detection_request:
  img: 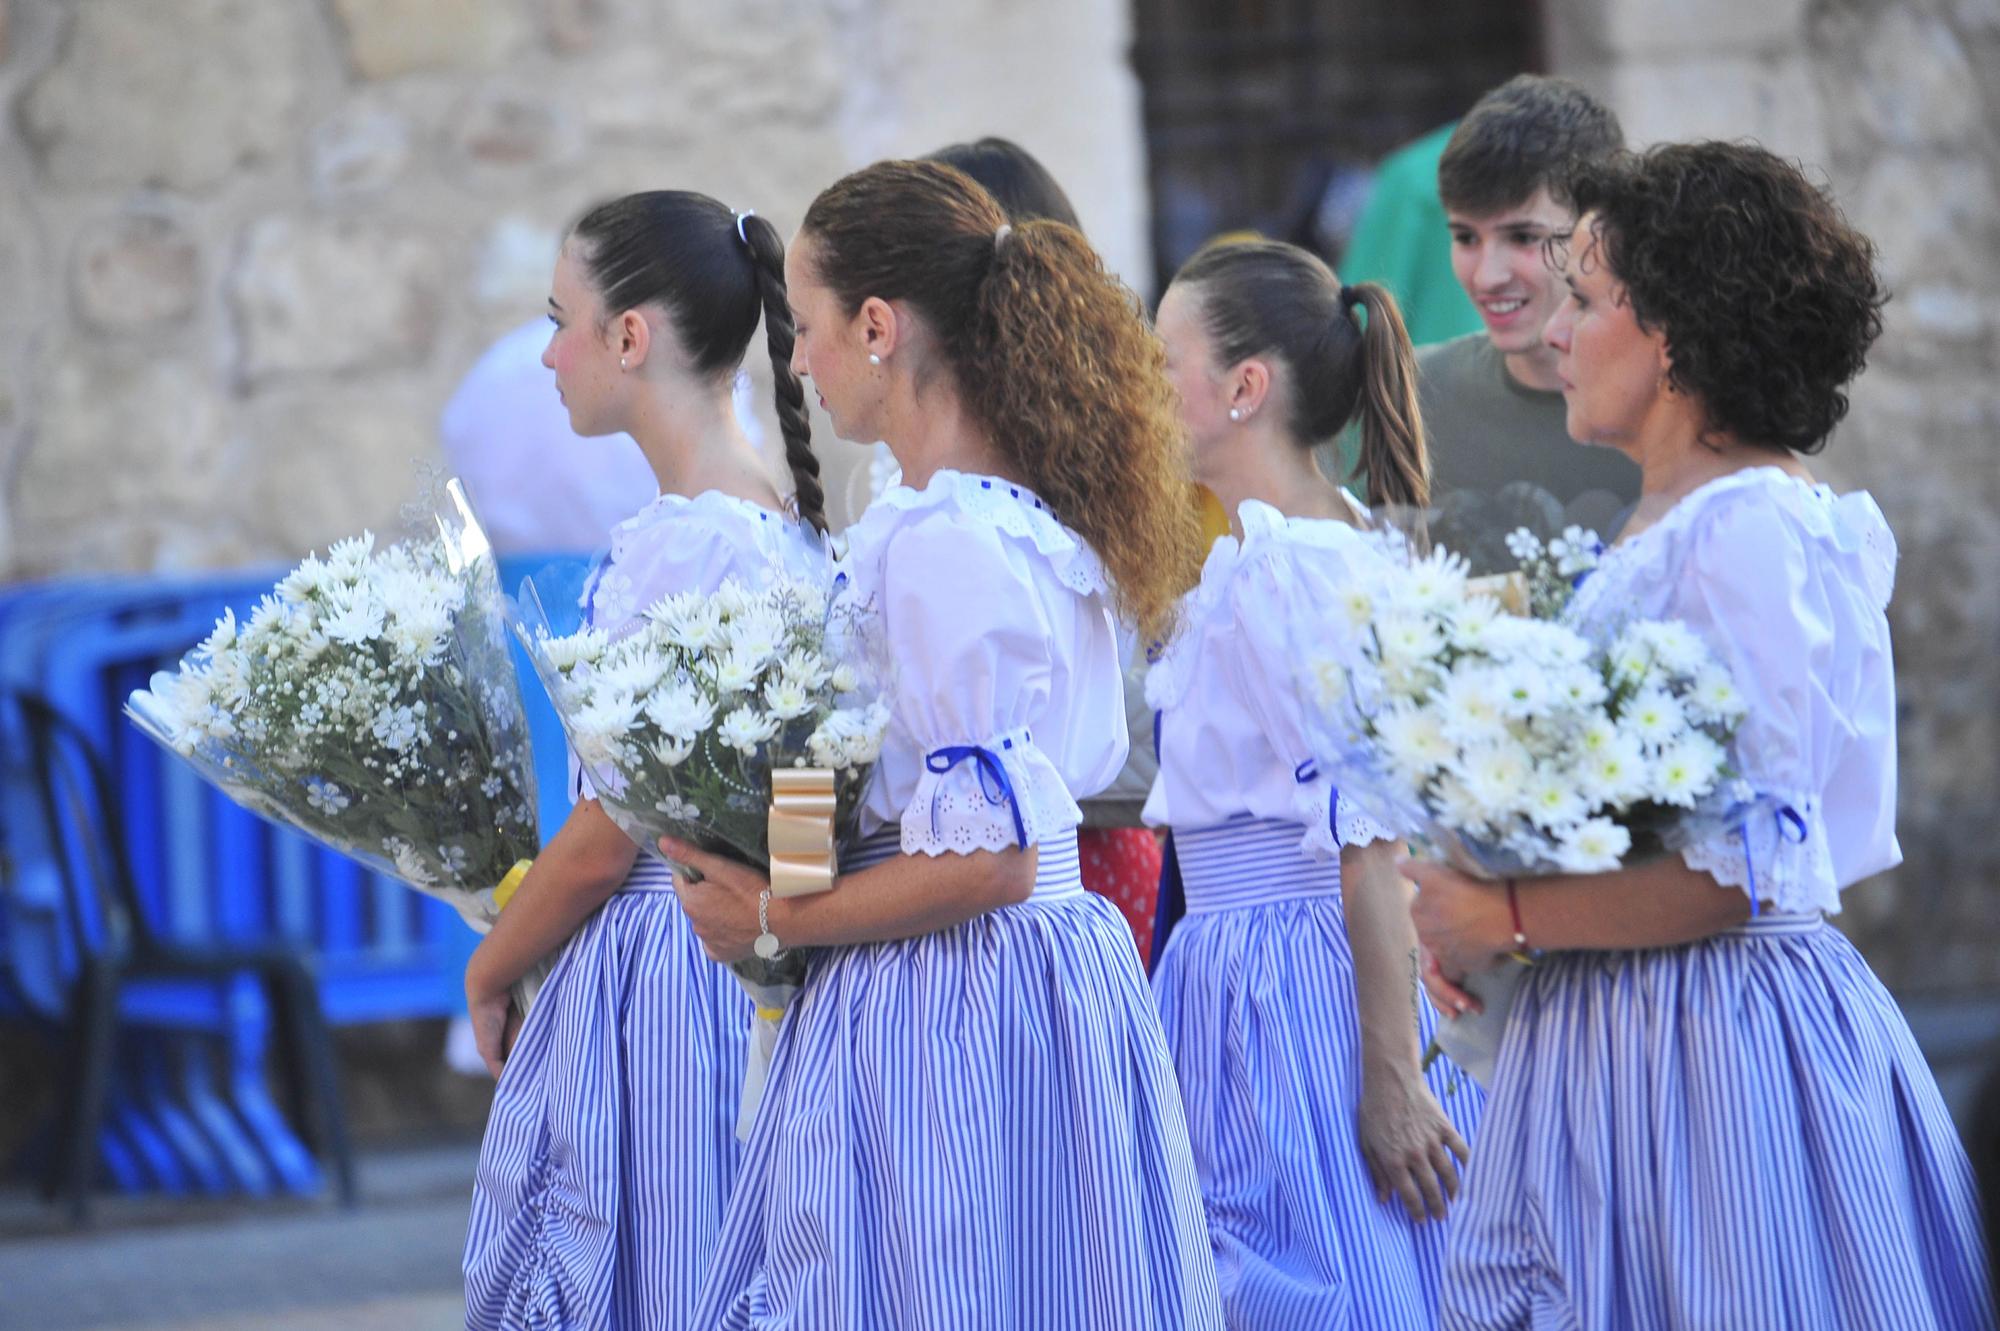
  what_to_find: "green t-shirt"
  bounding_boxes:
[1416,332,1640,569]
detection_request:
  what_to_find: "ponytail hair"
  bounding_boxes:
[568,191,823,532]
[801,159,1202,642]
[1344,283,1429,512]
[1171,240,1430,512]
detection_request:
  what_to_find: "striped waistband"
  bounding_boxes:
[1175,817,1338,915]
[618,855,678,894]
[843,826,1084,902]
[1725,909,1823,938]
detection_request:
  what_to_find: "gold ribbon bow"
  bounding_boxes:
[769,767,839,898]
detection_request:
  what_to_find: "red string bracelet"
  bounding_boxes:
[1505,876,1529,951]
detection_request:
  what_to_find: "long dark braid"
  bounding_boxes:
[738,212,825,534]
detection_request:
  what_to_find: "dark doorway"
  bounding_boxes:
[1131,0,1544,292]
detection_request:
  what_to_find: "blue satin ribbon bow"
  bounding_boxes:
[1294,759,1341,848]
[926,732,1031,849]
[1737,803,1808,918]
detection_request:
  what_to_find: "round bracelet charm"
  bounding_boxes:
[753,931,783,960]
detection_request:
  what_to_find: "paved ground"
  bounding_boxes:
[0,1139,476,1331]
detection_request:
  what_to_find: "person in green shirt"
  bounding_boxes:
[1419,76,1638,564]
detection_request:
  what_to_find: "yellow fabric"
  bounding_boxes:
[492,858,534,912]
[1197,485,1232,551]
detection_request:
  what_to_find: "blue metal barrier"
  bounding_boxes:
[0,554,582,1200]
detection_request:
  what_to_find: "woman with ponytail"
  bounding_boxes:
[1143,238,1479,1329]
[659,159,1222,1329]
[460,190,828,1331]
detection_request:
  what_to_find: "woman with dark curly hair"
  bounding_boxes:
[661,158,1224,1328]
[1404,141,1995,1329]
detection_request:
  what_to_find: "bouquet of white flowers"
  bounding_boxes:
[1303,531,1752,1084]
[125,480,547,1005]
[516,571,889,1133]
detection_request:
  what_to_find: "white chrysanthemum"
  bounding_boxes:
[648,735,696,768]
[1623,687,1687,750]
[326,532,377,580]
[1577,731,1648,807]
[717,705,779,755]
[304,778,349,816]
[763,676,814,720]
[1521,763,1591,831]
[1375,704,1452,779]
[1687,668,1748,727]
[1455,740,1535,821]
[1448,594,1501,650]
[1628,620,1708,679]
[570,692,642,766]
[1429,773,1493,835]
[319,588,385,646]
[1650,732,1725,808]
[712,579,755,619]
[1550,667,1610,711]
[828,663,861,694]
[1338,585,1375,632]
[540,628,609,672]
[780,648,831,690]
[198,607,240,659]
[1490,664,1553,719]
[659,599,724,653]
[1437,669,1510,745]
[593,648,668,698]
[1555,817,1631,873]
[1608,630,1658,689]
[643,682,714,741]
[277,556,338,603]
[714,650,764,694]
[721,608,785,669]
[1399,546,1471,609]
[1374,611,1445,669]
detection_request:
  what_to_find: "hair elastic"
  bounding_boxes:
[734,208,756,246]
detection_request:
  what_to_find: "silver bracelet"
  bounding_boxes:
[753,887,783,959]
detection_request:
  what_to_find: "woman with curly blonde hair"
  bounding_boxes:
[663,158,1223,1328]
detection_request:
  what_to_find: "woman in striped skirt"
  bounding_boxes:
[1409,143,1996,1330]
[460,192,830,1330]
[662,159,1224,1330]
[1145,239,1481,1330]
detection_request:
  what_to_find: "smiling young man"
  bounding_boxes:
[1416,76,1638,520]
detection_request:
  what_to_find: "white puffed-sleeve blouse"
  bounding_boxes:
[1565,467,1901,915]
[1143,498,1396,860]
[571,490,829,801]
[836,470,1129,855]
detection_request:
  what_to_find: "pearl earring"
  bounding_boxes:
[620,357,628,370]
[868,353,882,366]
[1228,407,1242,422]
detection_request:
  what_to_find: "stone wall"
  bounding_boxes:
[1551,0,2000,994]
[0,0,1151,571]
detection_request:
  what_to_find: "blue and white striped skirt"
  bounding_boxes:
[1441,912,1996,1330]
[1153,816,1484,1331]
[464,856,753,1331]
[690,826,1225,1330]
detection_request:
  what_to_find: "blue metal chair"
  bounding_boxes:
[11,690,356,1223]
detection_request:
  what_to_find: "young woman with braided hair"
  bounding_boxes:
[663,159,1225,1328]
[460,190,829,1331]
